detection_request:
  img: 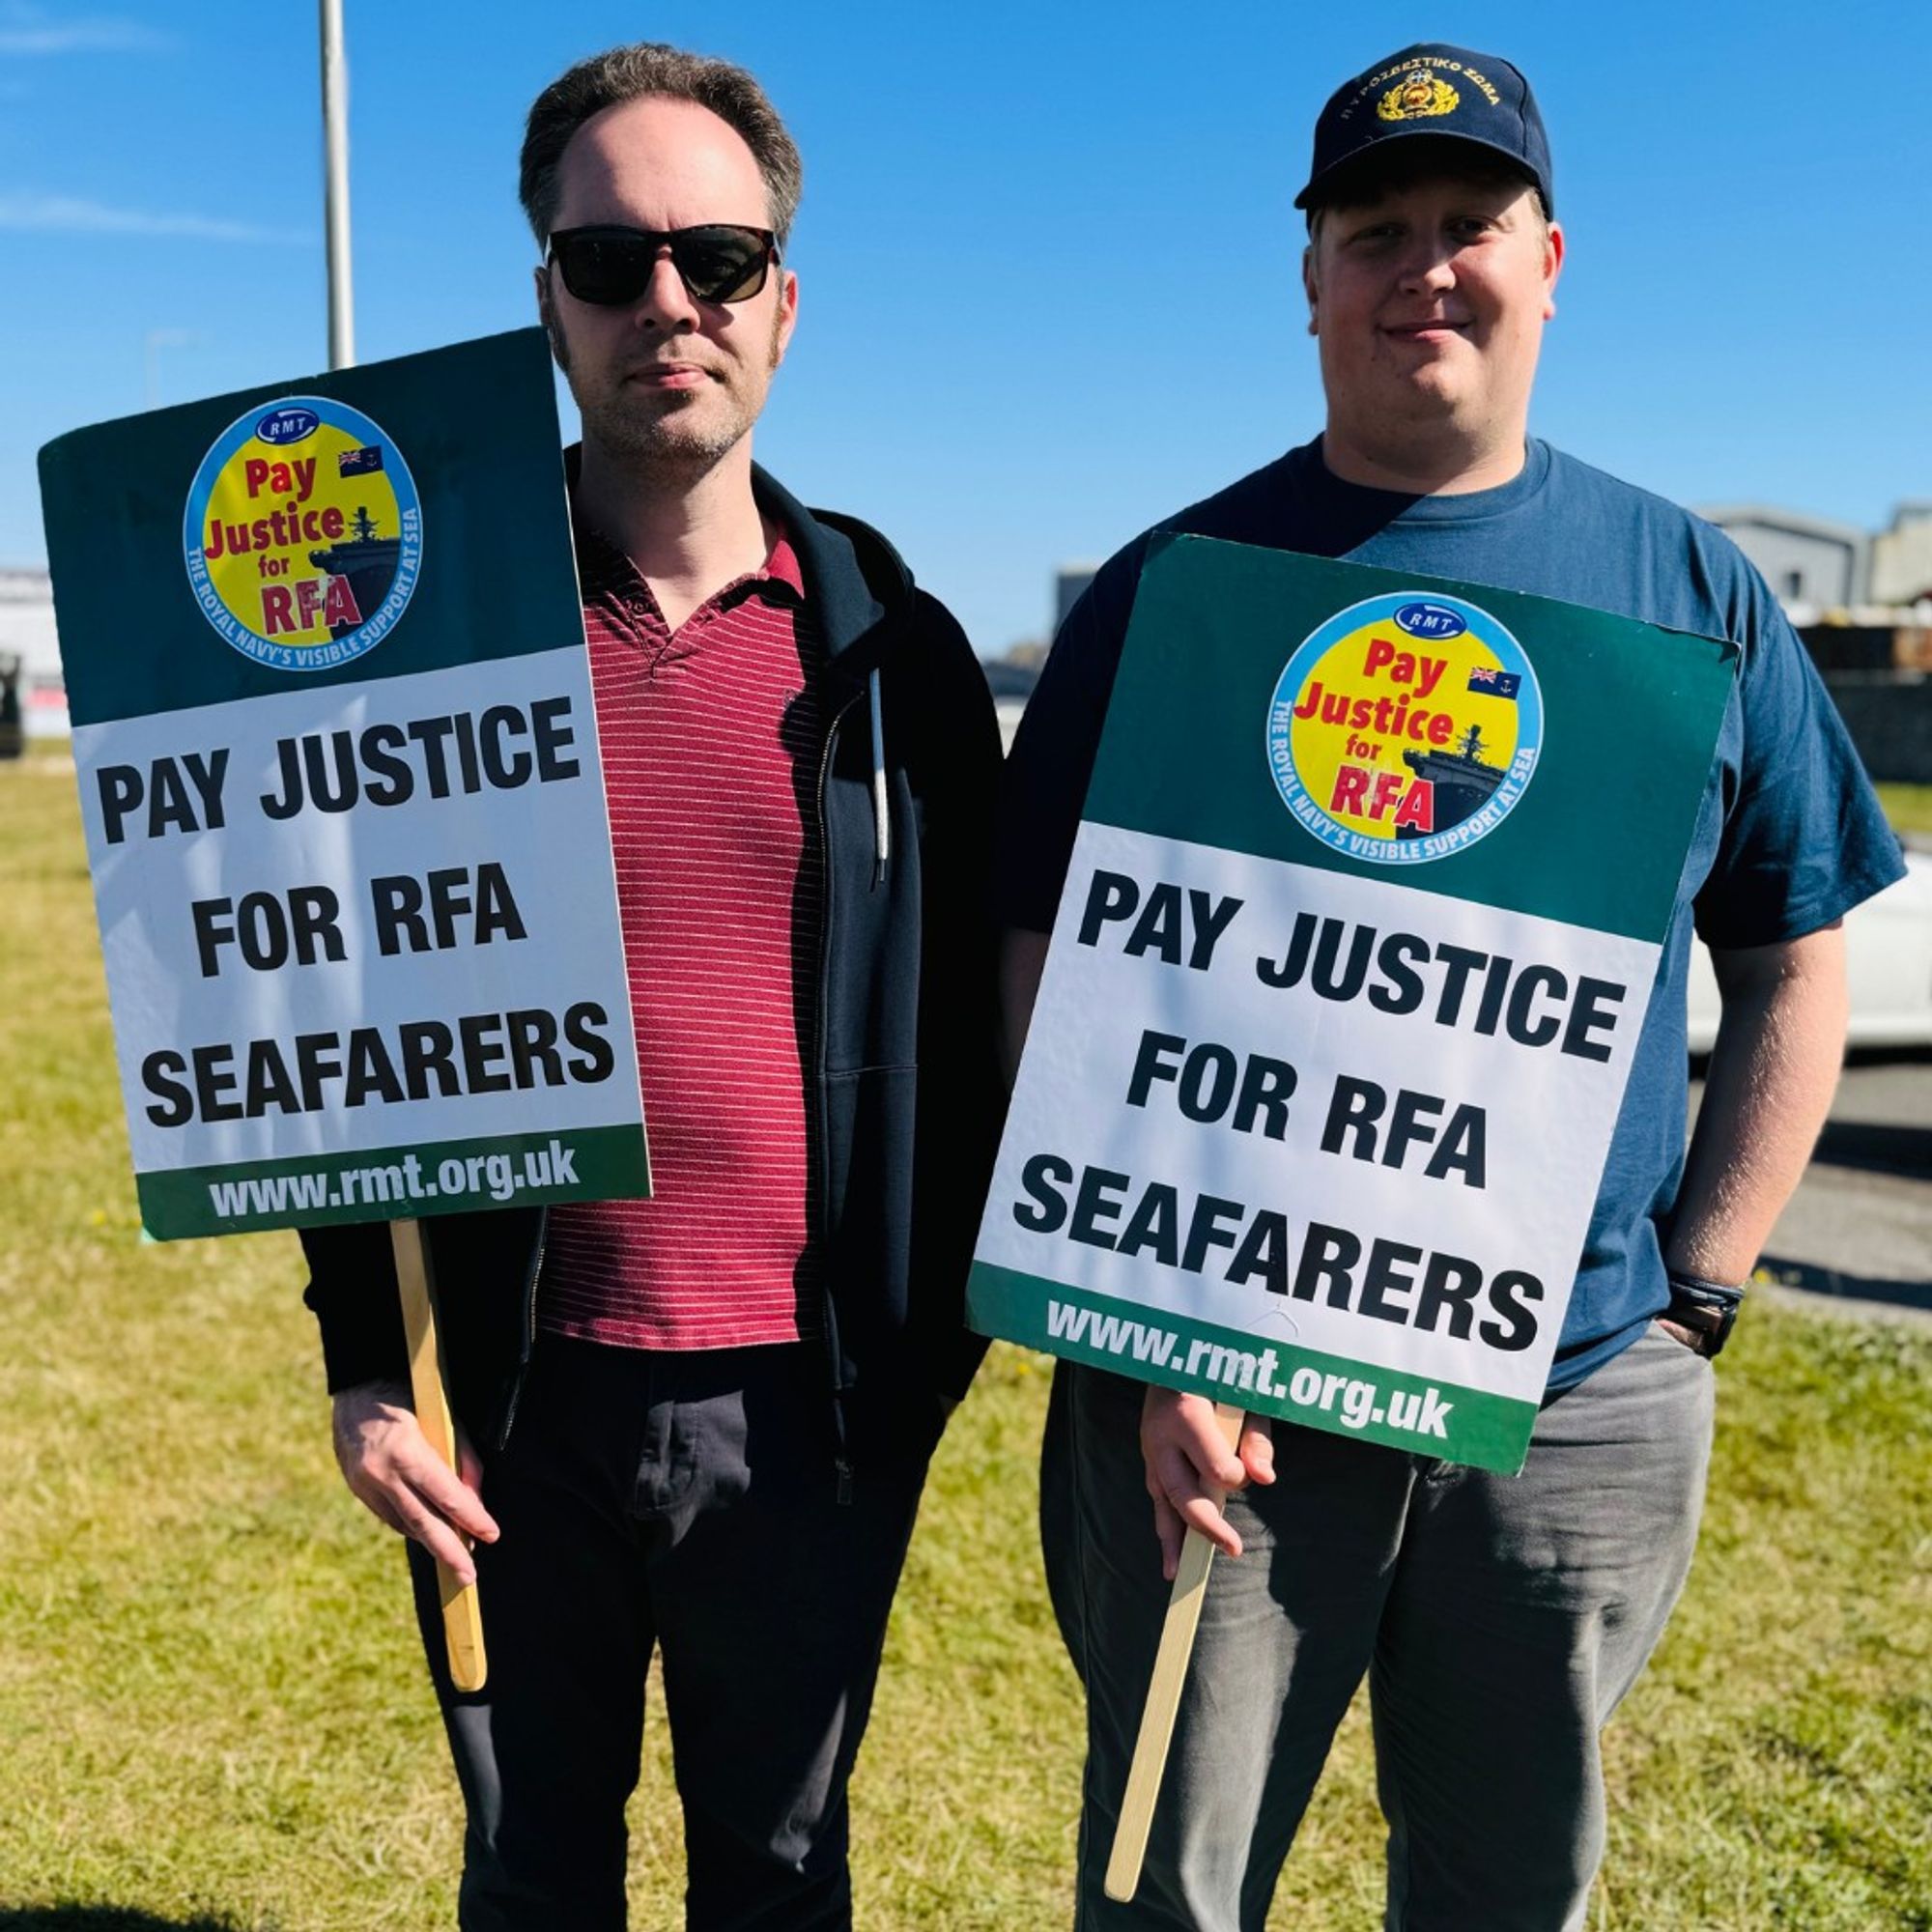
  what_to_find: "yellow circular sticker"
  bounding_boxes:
[183,397,421,672]
[1265,593,1542,864]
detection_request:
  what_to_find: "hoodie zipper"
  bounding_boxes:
[497,1204,549,1451]
[816,684,865,1504]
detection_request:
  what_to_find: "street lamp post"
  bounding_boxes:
[319,0,355,371]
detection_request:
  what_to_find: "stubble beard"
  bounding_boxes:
[551,305,785,484]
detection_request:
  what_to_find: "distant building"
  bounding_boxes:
[1690,503,1932,785]
[1055,564,1098,633]
[1696,505,1868,609]
[978,566,1099,753]
[1871,502,1932,608]
[0,569,66,737]
[981,654,1041,755]
[1699,497,1932,622]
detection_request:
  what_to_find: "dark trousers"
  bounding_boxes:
[409,1335,929,1931]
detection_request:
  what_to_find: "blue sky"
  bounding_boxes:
[4,0,1929,655]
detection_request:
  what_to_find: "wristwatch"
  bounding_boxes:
[1662,1270,1747,1358]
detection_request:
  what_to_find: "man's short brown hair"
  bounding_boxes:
[519,43,804,249]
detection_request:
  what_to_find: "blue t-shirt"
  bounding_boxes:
[997,437,1904,1392]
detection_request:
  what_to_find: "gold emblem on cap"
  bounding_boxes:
[1378,70,1461,122]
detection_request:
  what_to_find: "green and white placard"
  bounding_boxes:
[970,534,1737,1473]
[40,328,650,1239]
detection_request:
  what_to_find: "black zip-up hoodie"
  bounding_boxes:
[298,464,1003,1469]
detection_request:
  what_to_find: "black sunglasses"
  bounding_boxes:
[547,224,780,307]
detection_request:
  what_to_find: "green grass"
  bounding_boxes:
[1876,784,1932,838]
[3,758,1929,1929]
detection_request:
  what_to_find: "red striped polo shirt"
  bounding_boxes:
[538,518,822,1350]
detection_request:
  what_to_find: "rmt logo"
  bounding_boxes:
[1394,601,1466,641]
[255,407,320,447]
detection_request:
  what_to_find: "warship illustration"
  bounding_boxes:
[1399,723,1506,838]
[308,505,400,638]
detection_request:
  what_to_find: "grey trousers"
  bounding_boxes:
[1042,1326,1715,1932]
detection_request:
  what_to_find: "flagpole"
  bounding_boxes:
[319,0,355,371]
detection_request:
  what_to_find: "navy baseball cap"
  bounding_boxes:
[1294,43,1553,214]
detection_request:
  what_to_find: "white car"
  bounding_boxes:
[1687,849,1932,1053]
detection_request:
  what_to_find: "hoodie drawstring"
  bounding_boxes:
[867,668,890,886]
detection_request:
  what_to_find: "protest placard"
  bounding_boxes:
[970,533,1736,1477]
[42,328,649,1690]
[40,328,649,1243]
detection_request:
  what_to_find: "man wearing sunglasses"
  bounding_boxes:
[998,41,1900,1931]
[298,41,1002,1930]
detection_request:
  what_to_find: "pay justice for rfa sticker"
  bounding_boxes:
[1266,589,1543,866]
[184,396,424,674]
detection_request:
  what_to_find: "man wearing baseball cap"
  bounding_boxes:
[998,42,1901,1930]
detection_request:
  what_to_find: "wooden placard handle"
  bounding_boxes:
[1103,1400,1245,1904]
[389,1217,488,1693]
